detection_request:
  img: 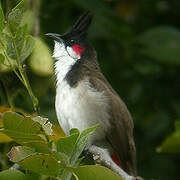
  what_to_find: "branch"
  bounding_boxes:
[88,145,143,180]
[10,163,20,170]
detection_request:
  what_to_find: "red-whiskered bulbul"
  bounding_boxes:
[46,12,137,178]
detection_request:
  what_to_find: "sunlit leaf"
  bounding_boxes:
[71,165,123,180]
[2,112,51,153]
[49,125,66,142]
[28,37,53,76]
[7,146,35,162]
[157,121,180,153]
[32,116,53,135]
[20,10,36,34]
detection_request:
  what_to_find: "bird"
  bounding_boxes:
[46,12,137,177]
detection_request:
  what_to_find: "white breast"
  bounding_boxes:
[55,80,110,143]
[54,40,110,143]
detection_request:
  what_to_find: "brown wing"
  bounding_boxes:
[89,70,137,176]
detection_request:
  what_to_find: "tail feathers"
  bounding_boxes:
[111,153,133,175]
[111,153,122,167]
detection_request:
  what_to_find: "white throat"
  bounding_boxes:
[53,41,80,86]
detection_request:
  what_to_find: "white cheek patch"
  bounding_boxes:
[66,46,80,60]
[53,41,66,59]
[53,41,78,86]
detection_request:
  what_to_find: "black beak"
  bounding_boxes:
[45,33,63,42]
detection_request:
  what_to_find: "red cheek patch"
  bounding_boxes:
[72,45,85,56]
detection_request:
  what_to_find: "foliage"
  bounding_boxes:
[157,121,180,153]
[0,0,180,180]
[0,111,120,180]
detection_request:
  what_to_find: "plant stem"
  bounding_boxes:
[11,35,39,112]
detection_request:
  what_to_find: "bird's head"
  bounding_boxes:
[46,12,93,61]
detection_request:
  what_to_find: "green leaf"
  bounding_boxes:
[0,3,5,31]
[20,35,34,62]
[7,145,61,177]
[5,26,27,60]
[20,10,36,34]
[28,37,53,76]
[57,133,79,164]
[7,146,35,162]
[3,112,44,142]
[32,116,53,135]
[18,153,61,177]
[8,0,25,33]
[2,112,51,153]
[0,170,27,180]
[5,26,34,62]
[7,146,61,177]
[5,34,16,60]
[137,26,180,65]
[70,128,80,135]
[56,125,98,167]
[71,165,123,180]
[15,25,27,55]
[157,121,180,153]
[0,53,5,64]
[70,125,99,165]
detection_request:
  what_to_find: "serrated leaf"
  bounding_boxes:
[2,112,51,153]
[0,53,5,64]
[0,3,5,31]
[71,165,123,180]
[7,146,35,162]
[137,26,180,65]
[2,112,44,142]
[18,153,61,177]
[70,125,99,165]
[32,116,53,135]
[8,0,25,34]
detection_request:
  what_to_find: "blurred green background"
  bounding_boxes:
[1,0,180,179]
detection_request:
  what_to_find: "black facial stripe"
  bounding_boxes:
[64,57,89,87]
[64,59,83,87]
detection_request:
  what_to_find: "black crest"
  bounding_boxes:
[60,12,93,40]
